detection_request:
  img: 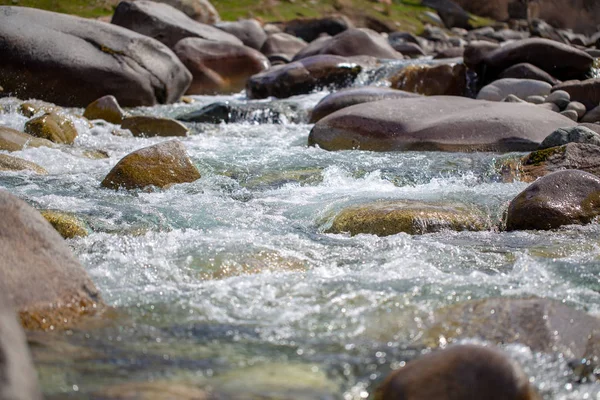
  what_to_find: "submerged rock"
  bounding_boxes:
[0,292,43,400]
[121,116,189,137]
[24,112,78,144]
[309,96,577,152]
[83,95,128,124]
[0,190,103,330]
[327,200,488,236]
[178,101,307,124]
[0,126,54,152]
[520,143,600,181]
[0,6,192,107]
[310,86,420,123]
[0,154,47,174]
[390,64,467,96]
[246,55,361,100]
[375,345,538,400]
[40,210,88,239]
[101,140,200,190]
[505,170,600,231]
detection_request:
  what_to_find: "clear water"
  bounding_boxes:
[2,79,600,399]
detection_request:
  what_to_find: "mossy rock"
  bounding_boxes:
[0,126,55,152]
[18,100,61,118]
[101,140,201,190]
[24,112,78,144]
[39,210,88,239]
[0,154,47,174]
[121,116,189,137]
[327,200,489,236]
[390,63,467,96]
[83,95,128,124]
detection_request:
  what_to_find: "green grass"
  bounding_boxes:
[0,0,118,17]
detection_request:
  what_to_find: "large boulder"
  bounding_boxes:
[174,37,269,94]
[391,64,467,96]
[539,125,600,150]
[375,345,537,400]
[309,96,577,152]
[101,140,201,190]
[0,293,42,400]
[310,87,421,123]
[281,16,352,43]
[0,126,54,152]
[0,190,103,330]
[505,169,600,231]
[111,0,241,49]
[246,55,362,100]
[215,19,266,50]
[260,32,307,62]
[292,28,402,61]
[154,0,220,24]
[327,200,488,236]
[178,101,307,124]
[552,79,600,111]
[520,142,600,182]
[476,78,552,101]
[421,0,471,29]
[0,6,192,107]
[499,63,560,85]
[482,38,593,81]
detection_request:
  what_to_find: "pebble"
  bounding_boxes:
[545,90,571,109]
[560,109,579,121]
[566,101,587,118]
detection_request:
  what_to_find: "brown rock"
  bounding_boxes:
[463,40,499,70]
[260,32,307,61]
[40,210,88,239]
[101,140,200,190]
[0,154,47,174]
[215,19,266,50]
[520,143,600,182]
[24,112,78,144]
[174,37,269,95]
[390,64,467,96]
[121,116,189,137]
[499,63,560,85]
[83,95,127,124]
[0,126,54,152]
[0,190,103,330]
[554,79,600,111]
[18,100,61,118]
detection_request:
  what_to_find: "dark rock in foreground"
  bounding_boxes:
[506,170,600,231]
[0,6,191,107]
[309,96,577,152]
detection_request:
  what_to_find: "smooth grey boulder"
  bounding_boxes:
[0,6,192,107]
[539,126,600,149]
[545,90,571,109]
[111,0,241,49]
[154,0,220,24]
[310,86,421,123]
[561,110,579,121]
[309,96,577,152]
[506,170,600,231]
[215,19,266,50]
[260,32,307,61]
[0,292,42,400]
[499,63,560,85]
[566,101,587,118]
[583,105,600,123]
[477,79,552,102]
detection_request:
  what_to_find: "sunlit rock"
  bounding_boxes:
[0,154,47,174]
[0,126,54,152]
[121,116,189,137]
[83,95,128,124]
[40,210,88,239]
[390,64,467,96]
[24,112,78,144]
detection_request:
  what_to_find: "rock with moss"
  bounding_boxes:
[520,142,600,181]
[24,113,78,144]
[40,210,88,239]
[539,126,600,150]
[121,116,189,137]
[0,126,54,152]
[327,200,488,236]
[506,169,600,230]
[0,154,47,174]
[83,95,128,124]
[102,140,200,190]
[390,64,467,96]
[0,190,103,330]
[375,345,539,400]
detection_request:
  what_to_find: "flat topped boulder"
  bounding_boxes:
[0,191,103,330]
[0,6,192,107]
[111,0,241,49]
[309,96,577,152]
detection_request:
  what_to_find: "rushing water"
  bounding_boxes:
[2,68,600,399]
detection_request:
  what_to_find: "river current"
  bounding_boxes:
[2,65,600,399]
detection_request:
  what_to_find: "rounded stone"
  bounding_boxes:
[83,95,127,124]
[545,89,571,109]
[560,109,579,121]
[537,102,560,112]
[566,101,587,118]
[0,126,54,152]
[582,105,600,123]
[539,126,600,150]
[215,19,266,50]
[260,32,307,60]
[40,210,88,239]
[390,64,467,96]
[0,154,47,174]
[506,169,600,231]
[121,116,189,137]
[101,140,201,190]
[525,95,545,104]
[477,78,552,102]
[24,112,78,144]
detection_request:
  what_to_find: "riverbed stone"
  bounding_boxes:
[246,55,361,100]
[121,116,189,137]
[498,62,560,85]
[482,38,593,81]
[281,15,352,43]
[463,40,500,70]
[505,170,600,231]
[18,100,61,118]
[111,0,241,49]
[215,19,266,50]
[309,86,421,123]
[292,28,402,61]
[174,37,269,95]
[102,140,200,190]
[520,143,600,182]
[0,6,192,107]
[83,95,128,124]
[0,154,47,174]
[566,101,587,118]
[390,64,467,96]
[582,105,600,123]
[40,210,88,239]
[0,190,103,330]
[0,126,54,152]
[327,200,488,236]
[391,41,426,57]
[375,345,538,400]
[477,78,552,102]
[24,112,78,144]
[526,95,545,104]
[553,79,600,111]
[155,0,219,24]
[545,90,571,109]
[561,110,579,121]
[309,96,577,152]
[425,298,600,360]
[0,293,43,400]
[260,32,307,61]
[537,102,560,113]
[178,101,307,124]
[539,126,600,150]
